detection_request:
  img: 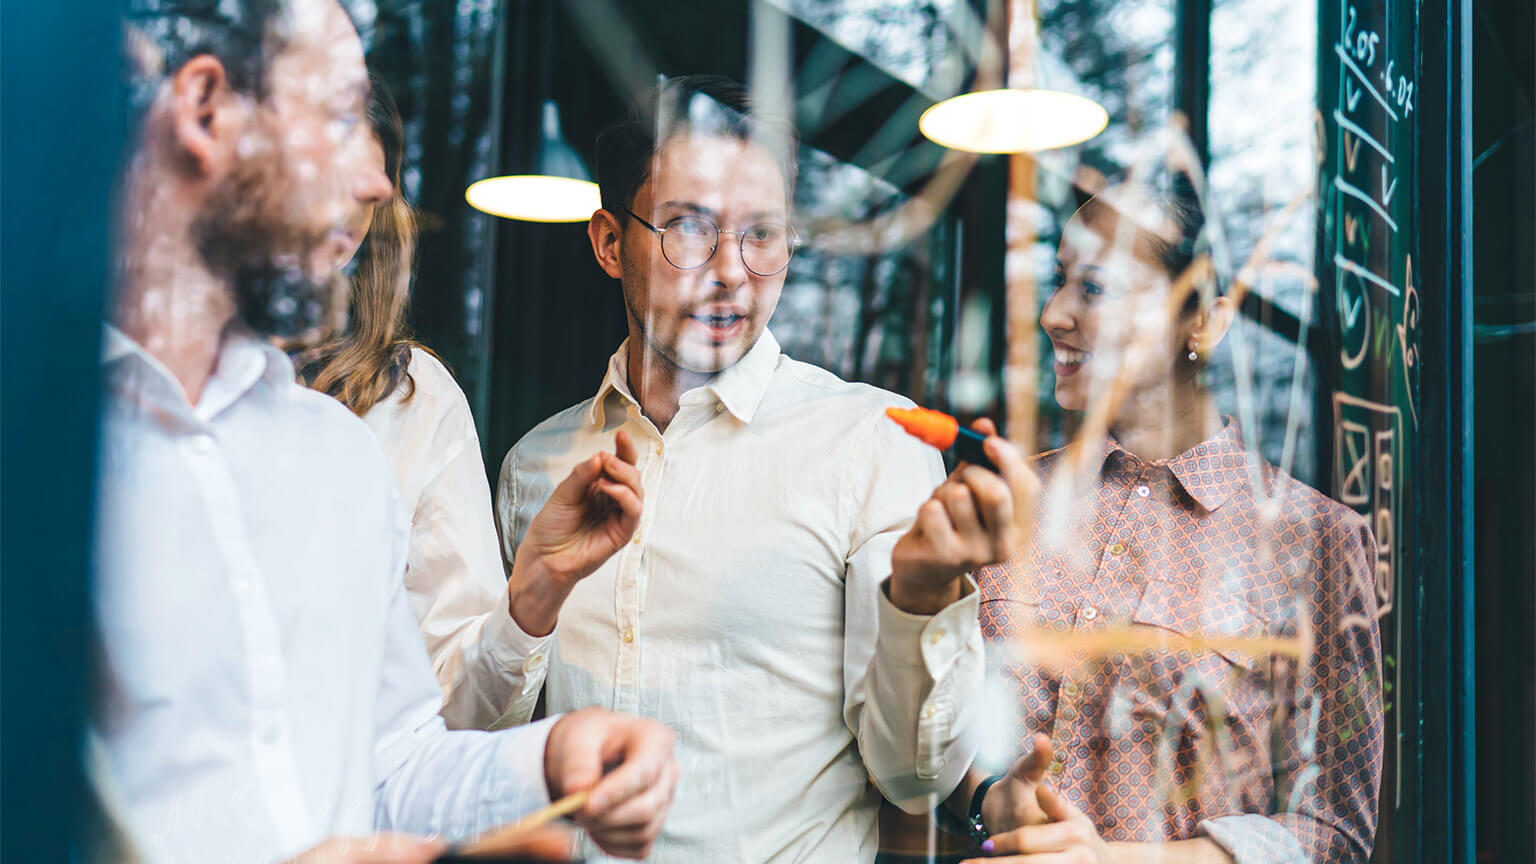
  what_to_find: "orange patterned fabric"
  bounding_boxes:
[974,422,1383,863]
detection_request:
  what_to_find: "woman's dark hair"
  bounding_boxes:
[294,76,444,417]
[1079,168,1220,312]
[1144,172,1216,311]
[594,74,800,214]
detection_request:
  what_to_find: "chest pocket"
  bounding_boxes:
[1127,578,1275,747]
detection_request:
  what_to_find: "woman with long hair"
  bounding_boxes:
[296,80,647,737]
[949,171,1384,863]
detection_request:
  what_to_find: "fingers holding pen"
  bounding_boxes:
[545,709,677,860]
[582,714,677,858]
[972,419,1040,542]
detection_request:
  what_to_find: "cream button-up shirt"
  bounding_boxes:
[495,331,983,863]
[93,328,553,863]
[361,348,531,730]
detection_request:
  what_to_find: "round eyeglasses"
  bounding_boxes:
[622,208,799,277]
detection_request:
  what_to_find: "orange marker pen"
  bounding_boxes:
[885,406,999,472]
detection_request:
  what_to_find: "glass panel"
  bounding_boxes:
[87,1,1440,861]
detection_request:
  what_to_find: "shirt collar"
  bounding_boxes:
[700,329,779,423]
[586,330,782,428]
[1089,419,1250,512]
[103,323,295,423]
[587,341,642,428]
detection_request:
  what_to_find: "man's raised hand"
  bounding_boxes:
[508,432,644,635]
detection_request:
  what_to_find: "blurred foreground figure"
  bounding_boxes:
[492,76,1038,862]
[94,2,675,861]
[959,174,1383,863]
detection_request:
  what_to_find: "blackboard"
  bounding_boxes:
[1315,0,1421,860]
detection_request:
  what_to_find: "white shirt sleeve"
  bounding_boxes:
[477,442,554,727]
[372,506,557,839]
[841,404,984,814]
[382,357,550,731]
[409,421,550,730]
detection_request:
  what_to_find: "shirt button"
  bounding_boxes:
[921,704,934,719]
[1063,682,1080,698]
[1082,605,1099,621]
[1136,485,1150,498]
[927,627,946,645]
[622,629,635,643]
[631,531,643,545]
[1108,542,1126,556]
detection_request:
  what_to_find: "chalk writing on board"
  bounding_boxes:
[1327,0,1416,818]
[1396,264,1420,426]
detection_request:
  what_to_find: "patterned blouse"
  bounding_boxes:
[974,422,1383,863]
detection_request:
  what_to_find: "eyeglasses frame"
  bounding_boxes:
[620,207,800,277]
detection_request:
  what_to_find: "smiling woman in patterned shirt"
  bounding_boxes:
[953,174,1384,864]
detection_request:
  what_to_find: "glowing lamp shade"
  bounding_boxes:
[918,89,1108,154]
[465,175,601,223]
[466,101,600,223]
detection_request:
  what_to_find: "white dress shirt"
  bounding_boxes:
[93,327,553,864]
[494,331,983,863]
[361,348,528,730]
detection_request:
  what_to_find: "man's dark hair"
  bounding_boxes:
[123,0,290,123]
[594,75,799,214]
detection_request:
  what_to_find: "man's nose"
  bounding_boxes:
[355,167,392,205]
[708,231,750,285]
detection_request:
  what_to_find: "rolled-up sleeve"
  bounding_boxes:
[841,403,984,814]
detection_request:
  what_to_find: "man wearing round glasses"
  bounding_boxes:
[492,76,1037,863]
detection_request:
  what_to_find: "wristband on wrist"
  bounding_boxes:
[965,772,1007,844]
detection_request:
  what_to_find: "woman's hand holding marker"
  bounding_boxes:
[889,414,1040,615]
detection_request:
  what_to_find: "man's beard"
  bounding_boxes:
[191,136,346,341]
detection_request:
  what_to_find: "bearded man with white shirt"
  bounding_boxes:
[494,76,1039,862]
[95,3,676,861]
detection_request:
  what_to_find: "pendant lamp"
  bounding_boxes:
[466,100,601,223]
[918,1,1107,154]
[919,88,1107,154]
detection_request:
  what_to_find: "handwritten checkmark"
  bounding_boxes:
[1346,79,1363,111]
[1340,286,1364,329]
[1381,166,1398,205]
[1344,133,1362,171]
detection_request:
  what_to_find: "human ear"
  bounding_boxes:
[588,209,625,280]
[169,55,235,177]
[1189,294,1237,354]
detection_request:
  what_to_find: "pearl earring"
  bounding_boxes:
[1187,339,1199,362]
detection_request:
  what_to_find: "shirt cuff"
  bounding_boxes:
[878,575,983,782]
[491,715,559,813]
[876,574,981,680]
[483,605,556,689]
[1196,814,1308,864]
